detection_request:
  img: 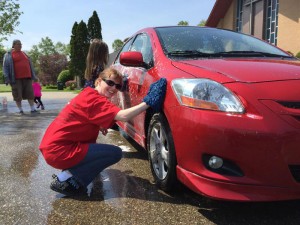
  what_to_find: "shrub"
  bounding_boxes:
[296,51,300,59]
[65,80,77,90]
[57,70,73,85]
[0,71,4,84]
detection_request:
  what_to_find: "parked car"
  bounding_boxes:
[110,26,300,202]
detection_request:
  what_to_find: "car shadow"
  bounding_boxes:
[52,168,202,207]
[197,197,300,225]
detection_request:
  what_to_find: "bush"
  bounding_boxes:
[296,51,300,59]
[0,70,4,84]
[57,70,73,85]
[65,80,77,90]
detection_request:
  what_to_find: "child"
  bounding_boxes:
[32,79,45,110]
[84,39,109,88]
[39,68,167,196]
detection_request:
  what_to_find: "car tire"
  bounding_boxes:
[147,113,178,192]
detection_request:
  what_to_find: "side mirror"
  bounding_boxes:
[120,51,146,68]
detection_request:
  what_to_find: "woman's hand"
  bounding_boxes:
[143,78,167,112]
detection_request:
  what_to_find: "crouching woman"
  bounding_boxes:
[39,68,166,196]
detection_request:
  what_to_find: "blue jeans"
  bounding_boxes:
[68,143,122,186]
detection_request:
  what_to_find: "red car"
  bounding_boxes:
[111,26,300,202]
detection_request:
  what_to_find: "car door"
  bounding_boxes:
[112,33,155,147]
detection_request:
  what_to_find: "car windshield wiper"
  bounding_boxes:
[215,51,293,58]
[167,50,213,58]
[167,50,293,59]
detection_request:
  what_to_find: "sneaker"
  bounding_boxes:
[50,174,86,196]
[19,110,24,115]
[41,106,45,110]
[31,109,38,113]
[36,103,40,108]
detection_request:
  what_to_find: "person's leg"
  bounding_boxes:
[34,97,40,108]
[28,99,37,112]
[11,80,23,113]
[50,144,122,196]
[68,143,122,186]
[28,99,34,106]
[37,97,44,109]
[22,79,36,112]
[16,101,23,113]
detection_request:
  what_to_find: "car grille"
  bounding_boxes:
[277,101,300,110]
[267,100,300,126]
[289,165,300,182]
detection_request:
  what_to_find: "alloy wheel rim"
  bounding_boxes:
[149,122,169,180]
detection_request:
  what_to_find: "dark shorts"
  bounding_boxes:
[11,78,34,102]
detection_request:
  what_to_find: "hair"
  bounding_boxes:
[84,39,109,80]
[95,68,123,86]
[12,39,21,48]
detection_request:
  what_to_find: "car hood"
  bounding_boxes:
[171,58,300,83]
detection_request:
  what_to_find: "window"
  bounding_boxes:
[130,33,153,66]
[114,38,133,64]
[235,0,278,45]
[265,0,279,45]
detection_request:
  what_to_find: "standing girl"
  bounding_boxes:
[84,39,109,88]
[32,79,45,110]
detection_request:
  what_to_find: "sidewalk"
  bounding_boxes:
[0,91,77,100]
[0,91,78,113]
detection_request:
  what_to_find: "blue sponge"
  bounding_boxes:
[143,78,167,112]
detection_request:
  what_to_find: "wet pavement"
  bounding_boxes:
[1,92,300,225]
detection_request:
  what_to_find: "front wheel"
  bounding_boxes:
[147,113,178,192]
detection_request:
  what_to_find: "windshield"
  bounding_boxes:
[155,27,290,59]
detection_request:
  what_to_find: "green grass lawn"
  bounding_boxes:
[0,84,80,93]
[0,84,11,92]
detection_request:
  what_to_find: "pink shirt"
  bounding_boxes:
[32,82,42,97]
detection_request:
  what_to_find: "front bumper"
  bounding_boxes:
[166,101,300,201]
[177,166,300,201]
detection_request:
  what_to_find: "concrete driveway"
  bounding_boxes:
[1,91,300,225]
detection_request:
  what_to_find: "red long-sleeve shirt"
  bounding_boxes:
[39,87,121,169]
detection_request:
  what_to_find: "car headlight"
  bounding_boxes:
[171,78,244,113]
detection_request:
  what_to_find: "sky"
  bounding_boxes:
[2,0,216,53]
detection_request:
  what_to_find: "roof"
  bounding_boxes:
[206,0,233,27]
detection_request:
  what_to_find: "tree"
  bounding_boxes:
[69,22,79,80]
[37,37,57,55]
[27,37,70,79]
[0,47,6,83]
[69,21,89,87]
[178,21,189,26]
[0,0,23,42]
[39,54,68,85]
[0,47,6,64]
[87,11,102,41]
[27,45,40,74]
[112,39,124,52]
[70,11,104,87]
[55,42,70,56]
[76,21,89,86]
[197,19,207,27]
